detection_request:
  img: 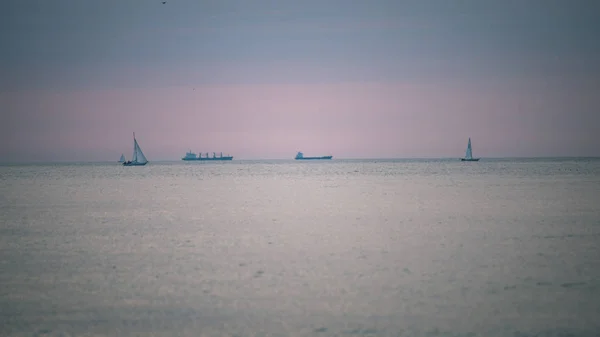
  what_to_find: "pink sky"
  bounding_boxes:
[3,74,598,161]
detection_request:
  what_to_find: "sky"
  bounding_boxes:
[1,0,599,161]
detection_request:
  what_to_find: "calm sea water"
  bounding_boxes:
[1,158,600,337]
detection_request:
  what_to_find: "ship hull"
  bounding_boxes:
[295,156,332,160]
[460,158,480,161]
[182,157,233,161]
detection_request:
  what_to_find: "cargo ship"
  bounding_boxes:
[294,151,332,160]
[182,151,233,161]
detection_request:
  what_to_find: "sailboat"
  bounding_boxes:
[123,132,148,166]
[118,154,125,163]
[461,137,480,161]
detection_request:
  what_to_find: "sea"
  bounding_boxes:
[1,158,599,337]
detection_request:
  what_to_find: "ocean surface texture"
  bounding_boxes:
[1,158,599,337]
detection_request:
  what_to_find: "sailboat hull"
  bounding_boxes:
[461,158,480,161]
[123,162,147,166]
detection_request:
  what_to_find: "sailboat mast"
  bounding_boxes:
[132,132,137,162]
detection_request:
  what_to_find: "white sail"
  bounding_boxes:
[132,138,148,164]
[123,132,148,166]
[119,154,125,162]
[465,138,473,160]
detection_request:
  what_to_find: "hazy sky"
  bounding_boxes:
[1,0,599,161]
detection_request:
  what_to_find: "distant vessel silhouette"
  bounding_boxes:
[118,154,125,163]
[294,151,332,160]
[461,137,480,161]
[182,151,233,161]
[122,133,148,166]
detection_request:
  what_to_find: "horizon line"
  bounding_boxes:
[2,156,600,165]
